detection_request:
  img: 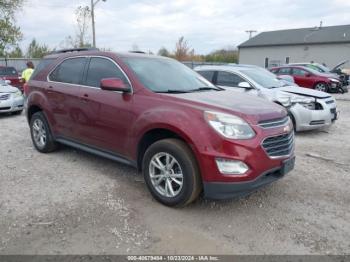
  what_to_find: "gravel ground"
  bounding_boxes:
[0,93,349,255]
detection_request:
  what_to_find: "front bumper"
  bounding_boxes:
[290,98,337,131]
[0,95,24,113]
[203,157,295,199]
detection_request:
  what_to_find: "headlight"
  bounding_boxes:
[291,95,316,110]
[204,111,255,139]
[13,91,22,98]
[276,95,292,107]
[329,78,340,83]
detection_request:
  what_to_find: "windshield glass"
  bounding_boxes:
[122,57,217,92]
[240,68,284,88]
[0,67,18,76]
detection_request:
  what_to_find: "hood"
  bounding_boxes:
[332,60,349,71]
[164,90,286,124]
[278,86,330,98]
[0,84,19,93]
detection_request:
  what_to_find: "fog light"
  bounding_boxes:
[215,158,249,175]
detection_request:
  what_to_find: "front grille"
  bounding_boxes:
[258,116,289,129]
[262,132,294,158]
[0,93,10,100]
[310,120,325,125]
[0,107,11,110]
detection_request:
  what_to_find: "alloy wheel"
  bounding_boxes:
[32,118,47,148]
[149,152,184,198]
[315,83,327,92]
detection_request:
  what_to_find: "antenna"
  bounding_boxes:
[246,30,257,39]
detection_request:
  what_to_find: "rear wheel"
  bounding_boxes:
[142,139,202,207]
[314,82,328,92]
[30,112,58,153]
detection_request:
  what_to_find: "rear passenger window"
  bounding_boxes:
[217,71,245,87]
[49,58,86,84]
[85,57,129,88]
[197,71,215,82]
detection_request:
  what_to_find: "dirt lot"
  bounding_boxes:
[0,93,349,255]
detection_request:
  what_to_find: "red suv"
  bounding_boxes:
[271,65,342,92]
[26,48,295,206]
[0,66,24,91]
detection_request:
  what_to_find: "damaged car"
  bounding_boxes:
[195,65,338,131]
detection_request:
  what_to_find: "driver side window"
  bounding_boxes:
[216,71,246,87]
[85,57,130,88]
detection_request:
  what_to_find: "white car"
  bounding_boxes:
[0,80,25,115]
[195,65,338,131]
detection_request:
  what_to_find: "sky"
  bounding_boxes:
[15,0,350,55]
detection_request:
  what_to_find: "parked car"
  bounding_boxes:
[270,65,343,93]
[195,65,338,132]
[0,79,25,115]
[26,48,295,206]
[0,66,24,92]
[288,61,349,89]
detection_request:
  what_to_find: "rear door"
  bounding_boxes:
[77,56,134,156]
[291,68,314,88]
[47,57,87,139]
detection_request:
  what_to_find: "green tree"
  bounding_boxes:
[0,0,24,56]
[157,47,170,57]
[205,48,238,63]
[26,39,50,58]
[8,45,23,57]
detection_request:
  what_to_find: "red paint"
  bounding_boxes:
[27,51,294,184]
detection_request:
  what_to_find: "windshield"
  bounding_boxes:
[122,57,217,92]
[240,68,284,88]
[0,67,18,76]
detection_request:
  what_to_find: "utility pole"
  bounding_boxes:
[245,30,257,39]
[91,0,107,47]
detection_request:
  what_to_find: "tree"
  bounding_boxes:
[0,0,24,56]
[75,5,91,48]
[8,45,23,58]
[157,47,170,57]
[174,36,193,61]
[26,39,50,58]
[205,47,238,63]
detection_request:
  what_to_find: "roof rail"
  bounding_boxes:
[49,47,100,55]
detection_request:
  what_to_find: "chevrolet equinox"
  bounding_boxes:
[26,48,295,207]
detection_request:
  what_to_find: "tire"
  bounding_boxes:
[30,111,58,153]
[314,82,328,92]
[142,138,202,207]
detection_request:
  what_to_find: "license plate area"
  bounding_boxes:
[281,157,295,175]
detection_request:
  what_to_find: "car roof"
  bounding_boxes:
[194,64,260,72]
[44,48,167,60]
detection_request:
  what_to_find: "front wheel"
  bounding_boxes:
[30,111,58,153]
[142,139,202,207]
[314,82,328,92]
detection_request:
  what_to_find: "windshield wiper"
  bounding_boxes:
[155,89,191,93]
[188,86,223,92]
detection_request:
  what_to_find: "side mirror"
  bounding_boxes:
[5,80,11,85]
[238,82,253,89]
[100,78,131,92]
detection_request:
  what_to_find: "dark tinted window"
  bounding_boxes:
[217,71,245,87]
[0,67,18,76]
[31,58,56,80]
[50,58,86,84]
[197,71,215,82]
[278,67,291,75]
[292,68,307,76]
[85,57,129,87]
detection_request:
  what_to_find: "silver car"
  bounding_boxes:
[0,80,25,114]
[195,65,338,131]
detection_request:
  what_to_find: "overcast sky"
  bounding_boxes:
[16,0,350,54]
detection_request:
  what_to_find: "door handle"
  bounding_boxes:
[81,94,89,103]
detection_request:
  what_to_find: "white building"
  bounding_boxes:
[238,24,350,68]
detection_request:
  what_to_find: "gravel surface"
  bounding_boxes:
[0,93,349,255]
